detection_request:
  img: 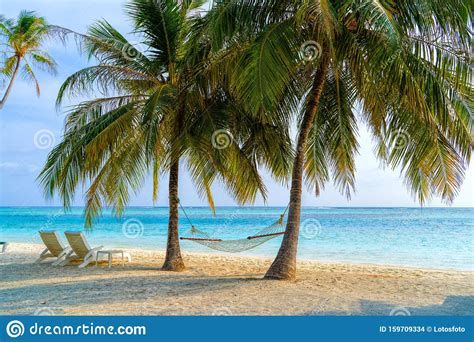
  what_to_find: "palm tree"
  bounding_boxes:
[0,10,57,110]
[203,0,472,280]
[39,0,292,271]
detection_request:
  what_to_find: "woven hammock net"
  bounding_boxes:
[180,215,286,253]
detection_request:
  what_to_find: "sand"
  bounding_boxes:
[0,243,472,316]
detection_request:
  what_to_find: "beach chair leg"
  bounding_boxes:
[124,253,131,263]
[52,258,64,266]
[78,255,94,269]
[58,251,76,266]
[35,256,46,263]
[78,257,90,268]
[95,252,102,267]
[35,248,51,263]
[78,248,103,269]
[52,248,71,266]
[59,257,71,266]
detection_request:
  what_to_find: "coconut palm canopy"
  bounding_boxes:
[38,0,293,270]
[0,10,57,110]
[195,0,472,279]
[37,0,472,279]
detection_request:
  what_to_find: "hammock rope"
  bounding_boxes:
[179,200,289,253]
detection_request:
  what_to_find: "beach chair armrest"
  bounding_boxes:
[64,250,75,258]
[57,246,72,259]
[92,246,103,253]
[84,246,103,260]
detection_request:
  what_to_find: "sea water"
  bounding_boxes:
[0,207,472,270]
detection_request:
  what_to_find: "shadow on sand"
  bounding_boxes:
[305,296,474,316]
[1,262,472,316]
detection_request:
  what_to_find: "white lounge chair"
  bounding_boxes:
[60,231,103,268]
[36,231,71,265]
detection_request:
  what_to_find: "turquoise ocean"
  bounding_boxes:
[0,207,472,271]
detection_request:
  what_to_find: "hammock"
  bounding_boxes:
[179,201,288,253]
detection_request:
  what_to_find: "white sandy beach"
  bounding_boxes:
[0,243,473,316]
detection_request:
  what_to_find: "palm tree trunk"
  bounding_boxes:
[162,97,186,271]
[0,57,20,111]
[264,54,330,281]
[162,159,186,271]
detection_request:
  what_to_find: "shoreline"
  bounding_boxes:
[2,207,471,271]
[4,239,472,273]
[1,243,473,316]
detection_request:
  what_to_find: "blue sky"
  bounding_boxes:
[0,0,472,208]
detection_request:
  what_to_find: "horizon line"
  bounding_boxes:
[0,206,472,209]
